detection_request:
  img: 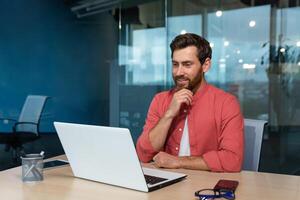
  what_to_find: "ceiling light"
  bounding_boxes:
[236,50,241,54]
[71,0,122,18]
[280,48,286,53]
[297,41,300,47]
[210,42,214,48]
[180,30,187,35]
[243,63,256,69]
[224,41,229,47]
[219,63,226,68]
[298,62,300,66]
[216,10,222,17]
[249,20,256,27]
[238,59,243,63]
[219,58,226,63]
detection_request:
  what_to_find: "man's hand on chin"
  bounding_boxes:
[153,152,181,169]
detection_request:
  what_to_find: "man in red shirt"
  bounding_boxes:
[136,33,244,172]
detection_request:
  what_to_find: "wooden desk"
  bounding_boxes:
[1,156,300,200]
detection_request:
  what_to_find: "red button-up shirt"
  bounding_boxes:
[136,83,244,172]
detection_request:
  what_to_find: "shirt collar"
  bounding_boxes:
[192,81,209,101]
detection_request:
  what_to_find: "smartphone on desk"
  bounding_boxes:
[44,159,69,170]
[214,179,239,192]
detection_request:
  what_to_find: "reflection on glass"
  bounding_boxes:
[207,5,270,120]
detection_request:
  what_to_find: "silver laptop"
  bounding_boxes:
[54,122,187,192]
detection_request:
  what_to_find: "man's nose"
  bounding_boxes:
[175,66,184,76]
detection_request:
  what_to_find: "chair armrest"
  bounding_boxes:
[13,122,39,132]
[13,122,38,126]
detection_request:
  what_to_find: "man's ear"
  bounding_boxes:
[202,58,211,73]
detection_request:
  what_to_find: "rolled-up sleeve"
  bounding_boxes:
[136,95,161,162]
[202,96,244,172]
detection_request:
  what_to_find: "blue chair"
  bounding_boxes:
[243,118,267,171]
[0,95,49,160]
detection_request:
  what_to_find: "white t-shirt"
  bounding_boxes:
[178,117,191,156]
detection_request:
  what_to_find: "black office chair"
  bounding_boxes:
[0,95,49,161]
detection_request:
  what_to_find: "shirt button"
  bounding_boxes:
[179,128,182,131]
[175,147,179,151]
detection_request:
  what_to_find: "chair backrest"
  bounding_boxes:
[243,118,267,171]
[17,95,49,134]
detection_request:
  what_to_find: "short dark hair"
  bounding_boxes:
[170,33,212,65]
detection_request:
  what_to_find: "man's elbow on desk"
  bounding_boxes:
[136,143,157,163]
[203,151,243,173]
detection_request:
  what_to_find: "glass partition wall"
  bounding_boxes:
[114,0,300,174]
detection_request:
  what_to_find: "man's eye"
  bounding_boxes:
[183,63,192,67]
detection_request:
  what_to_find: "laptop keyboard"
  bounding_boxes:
[144,174,167,185]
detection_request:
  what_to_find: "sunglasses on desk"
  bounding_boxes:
[195,189,235,200]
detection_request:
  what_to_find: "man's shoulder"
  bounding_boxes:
[207,84,237,101]
[150,90,173,109]
[154,90,172,99]
[206,84,242,114]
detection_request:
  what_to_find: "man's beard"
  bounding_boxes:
[173,73,203,93]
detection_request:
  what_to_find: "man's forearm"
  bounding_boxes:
[178,156,210,171]
[148,110,175,151]
[148,88,193,152]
